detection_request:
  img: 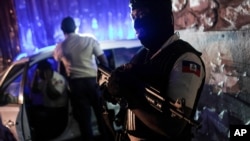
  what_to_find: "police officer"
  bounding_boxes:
[107,0,206,141]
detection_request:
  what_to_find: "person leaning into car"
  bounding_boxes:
[31,59,68,108]
[53,16,109,141]
[30,59,68,140]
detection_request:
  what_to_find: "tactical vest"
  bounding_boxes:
[127,39,206,140]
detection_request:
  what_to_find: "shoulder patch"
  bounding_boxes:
[182,60,201,77]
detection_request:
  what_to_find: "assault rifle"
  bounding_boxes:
[97,65,200,128]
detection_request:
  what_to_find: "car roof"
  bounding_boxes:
[15,39,141,62]
[14,45,55,61]
[100,39,141,50]
[1,39,142,90]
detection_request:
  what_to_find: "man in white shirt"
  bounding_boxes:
[54,16,109,141]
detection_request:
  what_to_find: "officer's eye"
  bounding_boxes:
[131,8,149,20]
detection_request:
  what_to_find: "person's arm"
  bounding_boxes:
[92,38,109,67]
[130,53,205,137]
[97,54,109,67]
[53,43,71,76]
[53,43,63,61]
[107,65,173,137]
[107,53,205,137]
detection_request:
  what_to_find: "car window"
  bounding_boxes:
[28,58,59,106]
[5,63,26,84]
[0,57,59,105]
[0,62,27,105]
[2,75,22,104]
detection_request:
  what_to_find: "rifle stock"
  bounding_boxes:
[97,65,200,128]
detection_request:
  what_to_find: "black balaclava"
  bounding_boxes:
[129,0,174,51]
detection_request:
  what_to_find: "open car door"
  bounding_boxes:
[16,60,32,141]
[0,59,31,141]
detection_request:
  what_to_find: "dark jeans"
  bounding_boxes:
[69,77,108,141]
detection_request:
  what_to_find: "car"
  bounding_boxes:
[0,39,142,141]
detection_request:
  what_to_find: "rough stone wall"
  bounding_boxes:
[172,1,250,141]
[173,0,250,31]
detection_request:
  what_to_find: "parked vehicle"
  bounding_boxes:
[0,39,141,141]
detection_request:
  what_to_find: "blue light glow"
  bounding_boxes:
[14,0,136,53]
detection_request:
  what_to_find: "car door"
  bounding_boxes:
[0,59,32,141]
[16,60,33,141]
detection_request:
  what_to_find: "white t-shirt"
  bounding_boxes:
[54,33,104,78]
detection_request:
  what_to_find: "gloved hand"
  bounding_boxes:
[107,63,146,109]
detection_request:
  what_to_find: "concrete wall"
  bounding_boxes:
[178,30,250,141]
[172,0,250,140]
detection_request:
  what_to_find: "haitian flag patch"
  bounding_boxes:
[182,60,201,77]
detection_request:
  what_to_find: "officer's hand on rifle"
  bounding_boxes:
[107,63,147,109]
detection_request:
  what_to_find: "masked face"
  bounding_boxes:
[131,8,151,42]
[131,7,164,49]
